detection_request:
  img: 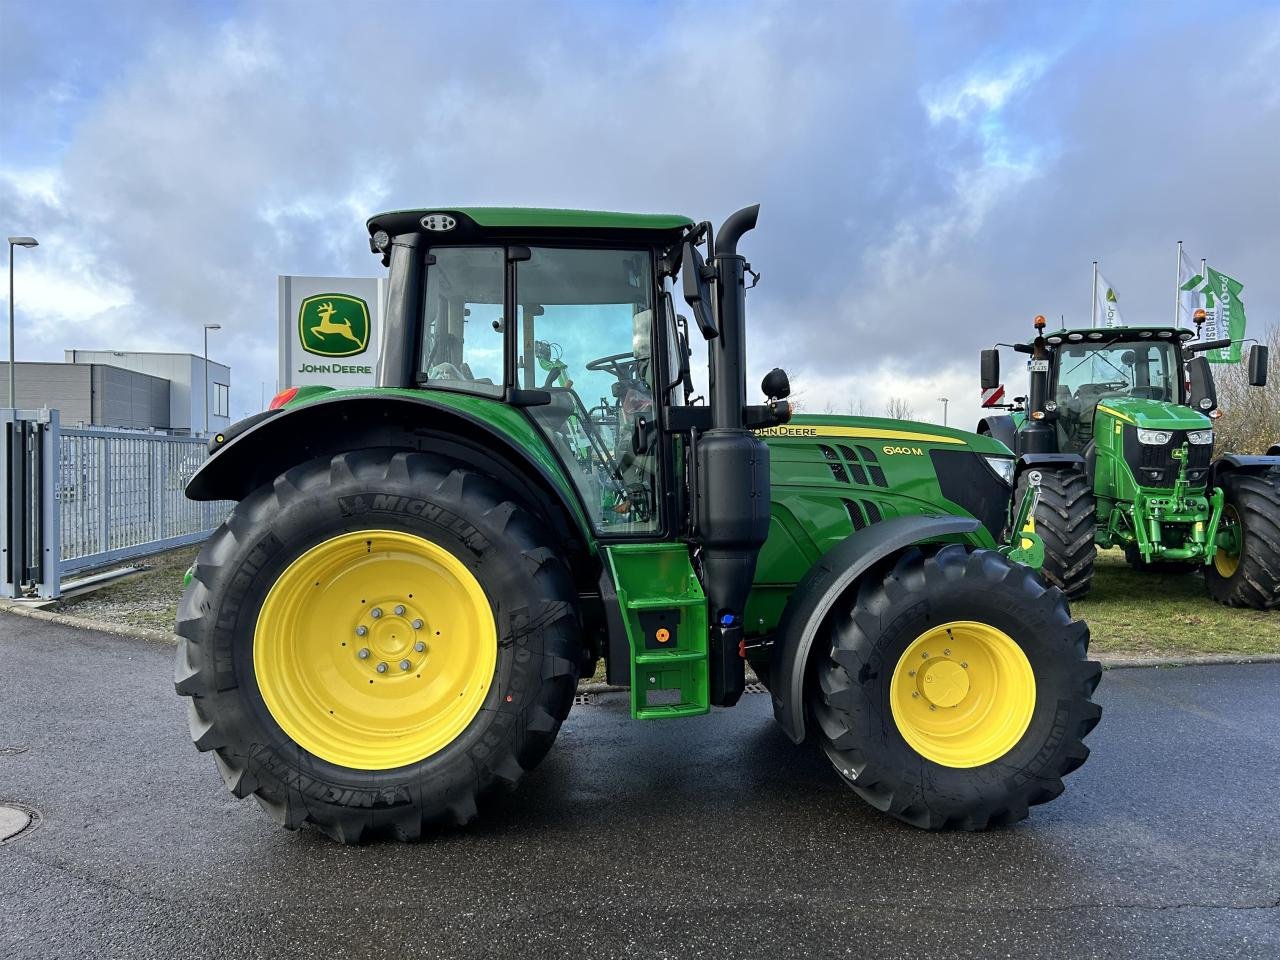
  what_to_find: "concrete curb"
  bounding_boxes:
[2,600,1277,672]
[0,601,177,645]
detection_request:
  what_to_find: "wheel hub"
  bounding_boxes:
[889,621,1036,768]
[253,529,496,770]
[919,658,970,708]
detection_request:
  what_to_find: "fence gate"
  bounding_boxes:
[2,410,231,600]
[1,410,58,599]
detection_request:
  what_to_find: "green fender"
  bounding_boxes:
[769,514,984,744]
[186,391,594,549]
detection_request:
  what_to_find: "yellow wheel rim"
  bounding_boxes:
[1214,505,1241,578]
[253,530,496,770]
[889,621,1036,768]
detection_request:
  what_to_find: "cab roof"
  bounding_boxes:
[1029,325,1197,345]
[367,206,694,243]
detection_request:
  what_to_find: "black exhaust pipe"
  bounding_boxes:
[696,205,769,707]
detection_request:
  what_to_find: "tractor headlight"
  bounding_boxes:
[982,455,1015,486]
[1186,429,1214,445]
[1136,429,1173,445]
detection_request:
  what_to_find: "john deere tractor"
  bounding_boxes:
[978,315,1280,607]
[177,206,1100,843]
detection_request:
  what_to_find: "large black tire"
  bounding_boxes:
[1204,472,1280,610]
[812,545,1101,830]
[175,449,581,843]
[1018,467,1096,599]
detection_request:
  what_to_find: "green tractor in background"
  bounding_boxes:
[177,206,1100,843]
[978,315,1280,607]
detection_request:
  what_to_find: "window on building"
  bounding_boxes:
[213,382,229,418]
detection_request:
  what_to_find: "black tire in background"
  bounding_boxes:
[175,448,581,843]
[1204,471,1280,610]
[1018,467,1096,599]
[812,544,1101,830]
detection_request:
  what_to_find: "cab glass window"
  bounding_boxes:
[419,247,506,396]
[516,247,659,533]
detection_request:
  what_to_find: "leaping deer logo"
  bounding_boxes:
[311,301,364,347]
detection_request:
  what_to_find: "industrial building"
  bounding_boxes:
[0,351,230,435]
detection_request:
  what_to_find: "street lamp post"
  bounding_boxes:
[203,323,221,435]
[937,396,950,427]
[7,236,39,409]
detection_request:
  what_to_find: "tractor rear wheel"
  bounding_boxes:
[1204,472,1280,610]
[1018,467,1096,599]
[175,449,581,843]
[812,544,1100,830]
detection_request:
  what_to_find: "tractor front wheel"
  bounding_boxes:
[1204,472,1280,610]
[812,545,1100,830]
[175,449,581,843]
[1018,467,1096,599]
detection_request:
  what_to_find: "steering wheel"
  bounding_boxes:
[585,352,637,379]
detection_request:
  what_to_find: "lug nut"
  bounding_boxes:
[908,670,916,677]
[371,607,383,619]
[357,648,370,660]
[929,704,937,711]
[944,648,951,656]
[912,691,920,698]
[394,604,406,616]
[414,641,426,653]
[961,662,968,669]
[355,625,368,637]
[921,652,930,659]
[376,662,388,673]
[412,619,423,630]
[400,659,411,671]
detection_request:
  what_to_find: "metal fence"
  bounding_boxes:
[3,409,232,598]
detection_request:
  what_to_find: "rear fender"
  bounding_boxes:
[977,414,1018,453]
[768,514,983,744]
[186,393,593,550]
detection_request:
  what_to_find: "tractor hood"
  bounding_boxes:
[761,415,1012,456]
[1094,396,1211,430]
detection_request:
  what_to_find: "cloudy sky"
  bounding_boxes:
[2,0,1277,425]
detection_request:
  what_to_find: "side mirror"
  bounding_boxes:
[980,349,1000,390]
[1186,355,1217,413]
[1248,344,1269,387]
[761,367,791,400]
[681,243,718,340]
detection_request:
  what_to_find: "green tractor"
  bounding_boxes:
[177,206,1100,843]
[978,315,1280,607]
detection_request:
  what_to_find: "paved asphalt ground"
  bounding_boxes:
[0,613,1277,960]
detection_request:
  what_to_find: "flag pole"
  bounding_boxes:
[1091,261,1098,327]
[1175,241,1183,326]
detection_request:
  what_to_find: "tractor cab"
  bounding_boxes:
[1042,326,1194,455]
[366,209,704,535]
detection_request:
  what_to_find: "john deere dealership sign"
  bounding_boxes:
[279,275,385,388]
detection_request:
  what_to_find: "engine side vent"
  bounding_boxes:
[837,445,869,485]
[819,444,849,483]
[842,498,867,531]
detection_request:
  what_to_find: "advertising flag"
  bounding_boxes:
[1202,266,1245,363]
[1095,272,1123,327]
[1178,248,1209,330]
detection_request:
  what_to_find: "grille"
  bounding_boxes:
[1128,429,1212,487]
